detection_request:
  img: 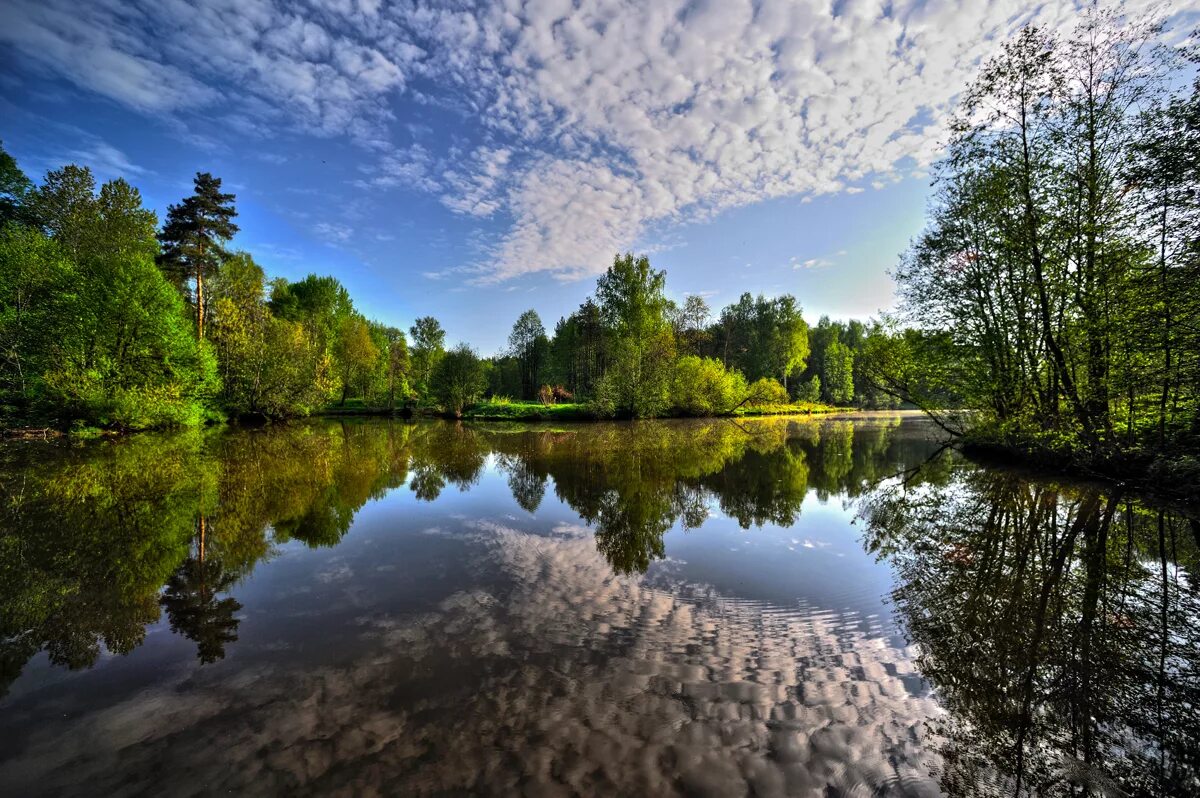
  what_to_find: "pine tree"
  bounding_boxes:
[158,172,239,339]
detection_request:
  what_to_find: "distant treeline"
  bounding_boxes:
[874,9,1200,481]
[0,145,903,430]
[486,261,904,415]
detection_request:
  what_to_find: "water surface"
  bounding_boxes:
[0,416,1196,796]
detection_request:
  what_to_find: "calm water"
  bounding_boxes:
[0,416,1196,796]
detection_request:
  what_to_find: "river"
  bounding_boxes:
[0,415,1196,796]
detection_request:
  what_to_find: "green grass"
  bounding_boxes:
[462,401,596,421]
[315,398,844,422]
[733,402,840,417]
[318,398,409,416]
[464,399,843,421]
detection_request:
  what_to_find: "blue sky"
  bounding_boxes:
[1,0,1195,353]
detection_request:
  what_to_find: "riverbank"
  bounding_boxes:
[0,401,886,439]
[959,434,1200,506]
[457,399,843,422]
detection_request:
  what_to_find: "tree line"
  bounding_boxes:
[0,145,898,429]
[487,257,902,415]
[871,8,1200,478]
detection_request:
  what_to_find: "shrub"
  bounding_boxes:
[745,377,789,406]
[670,356,747,415]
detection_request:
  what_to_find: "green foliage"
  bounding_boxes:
[744,377,789,406]
[463,400,592,421]
[669,294,711,355]
[546,298,607,398]
[157,172,239,339]
[0,164,216,429]
[709,292,809,386]
[373,324,410,410]
[333,314,379,405]
[592,329,675,418]
[507,309,548,400]
[797,375,821,403]
[589,253,676,418]
[670,355,747,416]
[0,142,33,226]
[0,223,72,410]
[822,340,855,405]
[887,10,1200,469]
[595,252,672,338]
[268,274,352,340]
[209,253,334,417]
[431,343,486,414]
[409,315,445,403]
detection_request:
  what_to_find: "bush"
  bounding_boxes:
[670,356,747,415]
[44,369,209,429]
[745,377,789,406]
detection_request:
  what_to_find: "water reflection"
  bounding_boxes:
[861,469,1200,796]
[160,519,243,665]
[0,416,1195,796]
[0,417,922,691]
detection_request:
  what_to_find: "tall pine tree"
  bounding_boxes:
[158,172,238,339]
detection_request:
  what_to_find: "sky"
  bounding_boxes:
[1,0,1196,353]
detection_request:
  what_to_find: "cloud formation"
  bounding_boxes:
[3,0,1194,281]
[0,517,942,795]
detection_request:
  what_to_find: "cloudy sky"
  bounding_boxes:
[1,0,1195,351]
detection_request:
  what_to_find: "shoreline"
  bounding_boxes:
[5,409,1195,507]
[0,405,916,439]
[958,437,1200,507]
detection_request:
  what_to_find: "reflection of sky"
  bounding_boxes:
[661,493,896,617]
[1,445,940,795]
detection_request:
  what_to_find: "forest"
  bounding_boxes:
[0,144,894,431]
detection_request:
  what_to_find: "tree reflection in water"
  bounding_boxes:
[159,518,243,664]
[861,468,1200,796]
[0,416,1196,795]
[0,417,915,688]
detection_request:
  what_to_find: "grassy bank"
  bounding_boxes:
[461,399,843,421]
[462,401,596,421]
[314,397,846,422]
[1,399,870,438]
[733,402,839,417]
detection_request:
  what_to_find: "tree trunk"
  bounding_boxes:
[196,268,206,340]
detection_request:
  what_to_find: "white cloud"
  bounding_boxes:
[399,0,1196,282]
[313,221,353,243]
[0,0,418,138]
[356,143,440,191]
[4,0,1196,281]
[439,146,513,217]
[794,257,832,270]
[65,141,147,178]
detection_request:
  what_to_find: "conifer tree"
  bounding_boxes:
[158,172,239,339]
